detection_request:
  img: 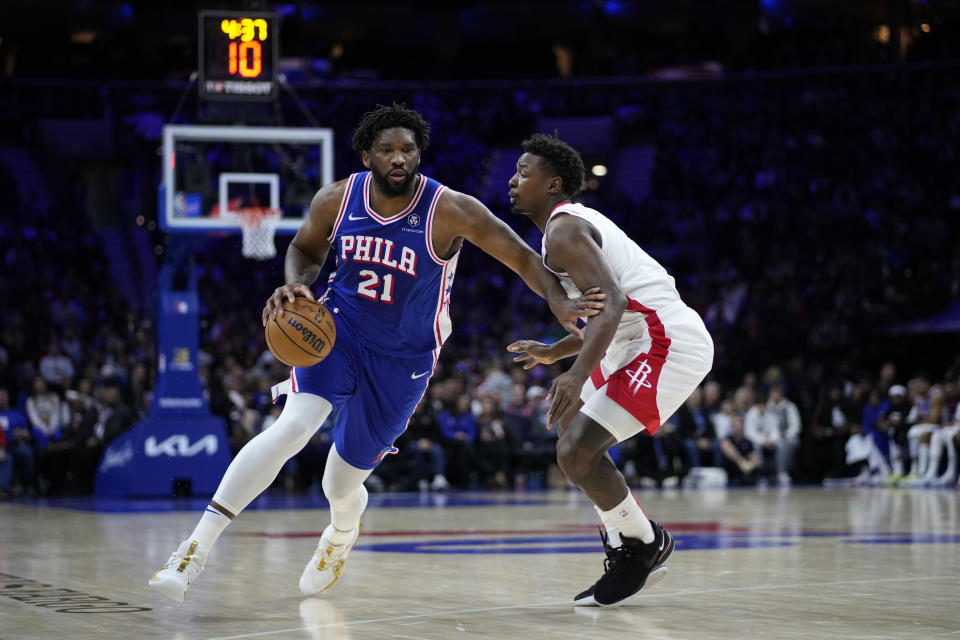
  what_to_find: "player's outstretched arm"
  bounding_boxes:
[438,190,604,336]
[262,180,346,326]
[507,334,583,370]
[541,216,627,430]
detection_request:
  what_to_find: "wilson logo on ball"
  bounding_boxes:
[287,316,327,351]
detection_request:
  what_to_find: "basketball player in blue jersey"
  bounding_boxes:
[148,104,604,602]
[506,134,713,606]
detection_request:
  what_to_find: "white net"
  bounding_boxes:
[235,207,282,260]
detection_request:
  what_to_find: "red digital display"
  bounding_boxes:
[199,11,278,101]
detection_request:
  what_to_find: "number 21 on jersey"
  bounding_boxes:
[357,270,394,303]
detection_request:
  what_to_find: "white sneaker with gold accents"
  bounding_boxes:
[148,539,208,602]
[298,523,361,595]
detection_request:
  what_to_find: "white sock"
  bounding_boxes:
[600,492,655,544]
[944,431,958,478]
[594,504,621,547]
[917,444,930,477]
[322,444,372,544]
[924,447,941,480]
[891,443,904,476]
[188,506,231,549]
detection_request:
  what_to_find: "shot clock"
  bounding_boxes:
[199,11,279,101]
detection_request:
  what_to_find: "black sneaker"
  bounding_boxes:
[573,521,674,607]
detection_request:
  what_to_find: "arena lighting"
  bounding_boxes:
[592,164,608,177]
[70,31,97,44]
[874,25,891,44]
[921,23,931,32]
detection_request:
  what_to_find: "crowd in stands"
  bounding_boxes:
[2,66,960,497]
[380,360,960,492]
[0,197,154,496]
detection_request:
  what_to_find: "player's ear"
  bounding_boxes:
[361,150,371,168]
[548,176,563,195]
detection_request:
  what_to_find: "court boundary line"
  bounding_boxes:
[207,574,959,640]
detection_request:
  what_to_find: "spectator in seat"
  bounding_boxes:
[73,380,135,493]
[0,421,12,498]
[860,387,893,483]
[837,420,890,486]
[702,381,723,415]
[438,394,483,488]
[627,420,687,488]
[39,385,98,495]
[720,415,761,486]
[26,375,68,449]
[396,397,448,491]
[676,387,721,468]
[513,385,561,489]
[475,393,513,488]
[919,382,959,487]
[0,387,35,495]
[745,385,800,486]
[808,384,860,482]
[39,338,75,389]
[710,398,737,442]
[903,379,948,485]
[877,385,912,484]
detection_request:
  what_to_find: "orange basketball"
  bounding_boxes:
[265,297,336,367]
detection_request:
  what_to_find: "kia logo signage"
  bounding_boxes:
[144,434,219,458]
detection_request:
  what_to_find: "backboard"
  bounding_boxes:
[160,124,334,234]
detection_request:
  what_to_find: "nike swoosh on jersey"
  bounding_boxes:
[411,370,431,379]
[347,213,367,221]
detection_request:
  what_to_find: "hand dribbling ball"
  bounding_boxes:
[265,297,336,367]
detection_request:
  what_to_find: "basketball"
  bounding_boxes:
[265,297,336,367]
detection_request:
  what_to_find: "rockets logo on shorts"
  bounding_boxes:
[625,361,654,395]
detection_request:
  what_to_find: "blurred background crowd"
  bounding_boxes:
[1,0,959,498]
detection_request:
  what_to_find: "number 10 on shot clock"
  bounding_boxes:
[198,11,279,101]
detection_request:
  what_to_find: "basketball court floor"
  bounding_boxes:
[2,487,958,639]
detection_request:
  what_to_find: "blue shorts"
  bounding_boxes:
[290,315,434,470]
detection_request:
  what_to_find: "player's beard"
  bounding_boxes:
[371,164,418,197]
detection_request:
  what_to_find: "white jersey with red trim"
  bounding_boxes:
[542,202,713,438]
[541,202,682,324]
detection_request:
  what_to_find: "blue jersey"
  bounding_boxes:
[320,172,459,359]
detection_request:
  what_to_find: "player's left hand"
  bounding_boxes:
[507,340,559,370]
[546,370,588,430]
[550,287,604,339]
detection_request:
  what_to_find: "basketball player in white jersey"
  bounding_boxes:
[507,134,714,607]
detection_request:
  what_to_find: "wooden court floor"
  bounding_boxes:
[1,487,958,640]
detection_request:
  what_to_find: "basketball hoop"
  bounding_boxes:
[233,207,282,260]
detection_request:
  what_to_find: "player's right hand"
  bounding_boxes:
[553,286,605,339]
[507,340,558,370]
[262,283,315,326]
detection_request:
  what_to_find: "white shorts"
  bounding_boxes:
[579,301,713,442]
